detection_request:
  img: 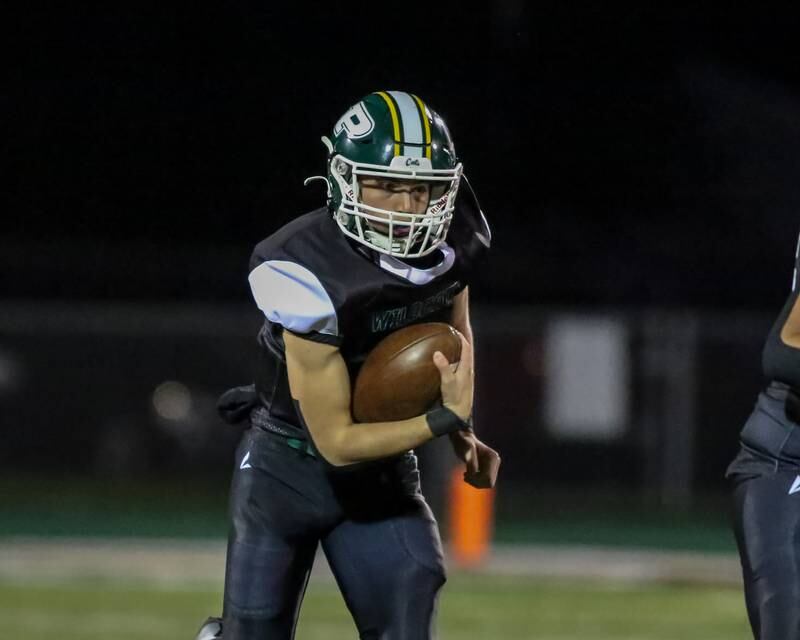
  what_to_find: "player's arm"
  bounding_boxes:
[448,287,501,488]
[448,287,480,470]
[284,329,473,467]
[781,300,800,348]
[450,286,474,351]
[448,288,476,448]
[780,283,800,349]
[780,236,800,348]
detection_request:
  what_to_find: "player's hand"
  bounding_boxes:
[449,430,480,475]
[464,438,501,489]
[432,331,473,421]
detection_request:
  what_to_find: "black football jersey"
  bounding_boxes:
[247,193,490,436]
[762,229,800,388]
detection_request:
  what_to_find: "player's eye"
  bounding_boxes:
[430,183,448,200]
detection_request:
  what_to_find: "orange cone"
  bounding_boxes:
[448,468,495,567]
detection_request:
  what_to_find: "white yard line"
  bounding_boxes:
[0,537,743,587]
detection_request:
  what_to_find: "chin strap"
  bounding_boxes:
[307,138,336,201]
[303,175,332,199]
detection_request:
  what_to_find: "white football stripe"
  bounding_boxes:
[389,90,424,157]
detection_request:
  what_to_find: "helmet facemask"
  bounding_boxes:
[307,91,463,258]
[330,153,463,258]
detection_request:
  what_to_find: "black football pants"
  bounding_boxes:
[221,426,446,640]
[731,455,800,640]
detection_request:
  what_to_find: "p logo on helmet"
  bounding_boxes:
[334,102,375,140]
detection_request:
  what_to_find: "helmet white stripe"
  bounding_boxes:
[388,91,424,157]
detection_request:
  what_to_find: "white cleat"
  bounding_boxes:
[194,616,223,640]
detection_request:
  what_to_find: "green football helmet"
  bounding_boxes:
[308,91,463,258]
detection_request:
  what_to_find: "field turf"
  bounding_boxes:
[2,574,750,640]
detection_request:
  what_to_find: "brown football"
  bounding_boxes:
[352,322,462,423]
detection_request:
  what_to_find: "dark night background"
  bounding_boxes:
[3,8,800,633]
[5,4,800,308]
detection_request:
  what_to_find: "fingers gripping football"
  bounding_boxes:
[433,331,473,421]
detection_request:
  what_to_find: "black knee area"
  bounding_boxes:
[402,560,447,599]
[225,539,289,617]
[223,536,313,639]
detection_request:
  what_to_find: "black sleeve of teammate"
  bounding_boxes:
[762,230,800,388]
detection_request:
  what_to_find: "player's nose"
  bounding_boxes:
[398,190,413,209]
[400,191,426,215]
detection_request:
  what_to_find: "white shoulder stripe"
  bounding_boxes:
[248,260,339,336]
[793,231,800,292]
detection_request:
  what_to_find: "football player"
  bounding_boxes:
[194,91,500,640]
[727,229,800,639]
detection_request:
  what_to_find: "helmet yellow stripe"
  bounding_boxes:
[411,94,432,160]
[375,91,401,156]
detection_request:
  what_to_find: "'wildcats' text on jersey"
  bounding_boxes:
[369,281,462,333]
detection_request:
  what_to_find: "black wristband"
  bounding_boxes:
[426,406,471,437]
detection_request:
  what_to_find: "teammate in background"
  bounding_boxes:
[727,230,800,640]
[194,91,500,640]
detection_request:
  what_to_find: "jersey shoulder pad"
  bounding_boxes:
[248,259,341,345]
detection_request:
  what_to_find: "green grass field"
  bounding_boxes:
[2,575,750,640]
[1,475,751,638]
